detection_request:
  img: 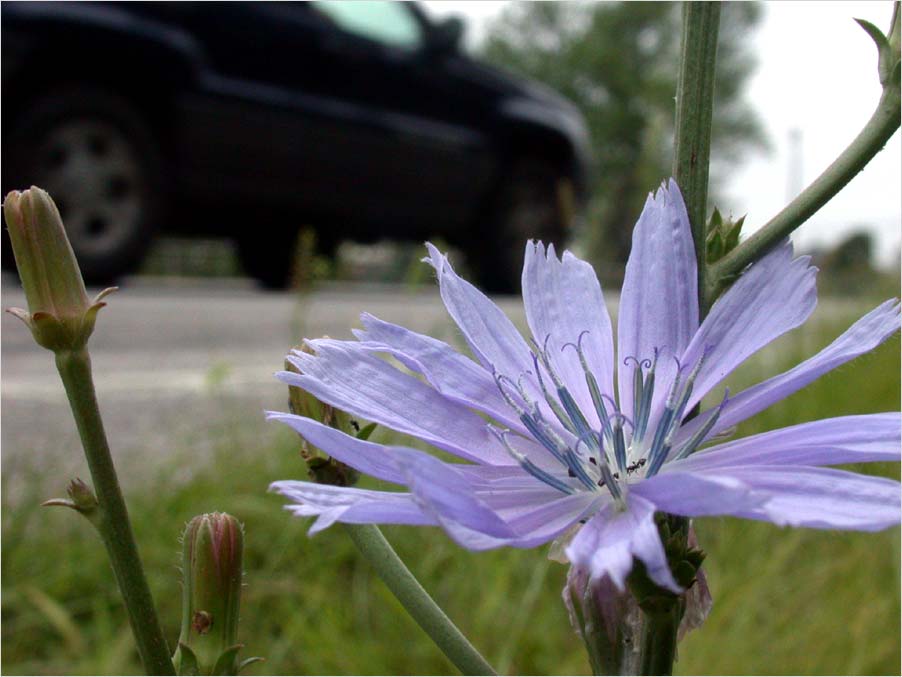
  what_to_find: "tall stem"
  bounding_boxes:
[344,524,496,676]
[636,3,721,675]
[55,349,175,675]
[672,1,721,318]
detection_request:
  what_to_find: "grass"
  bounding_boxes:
[2,301,899,675]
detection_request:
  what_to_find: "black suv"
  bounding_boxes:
[2,1,590,291]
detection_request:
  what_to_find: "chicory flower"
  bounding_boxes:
[269,179,900,595]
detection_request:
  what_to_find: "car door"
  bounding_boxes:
[176,1,492,236]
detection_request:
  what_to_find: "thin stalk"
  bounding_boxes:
[634,4,721,675]
[672,1,721,317]
[344,524,496,676]
[709,82,901,301]
[55,349,175,675]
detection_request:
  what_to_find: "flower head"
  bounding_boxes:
[3,187,115,352]
[269,179,900,595]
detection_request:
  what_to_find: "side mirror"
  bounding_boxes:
[428,15,465,55]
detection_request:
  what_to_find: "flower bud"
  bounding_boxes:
[705,207,745,264]
[3,187,115,352]
[174,513,258,675]
[564,567,645,675]
[285,343,361,486]
[42,478,100,524]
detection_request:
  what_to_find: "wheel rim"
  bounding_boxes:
[32,120,145,259]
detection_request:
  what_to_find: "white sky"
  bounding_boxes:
[423,1,902,267]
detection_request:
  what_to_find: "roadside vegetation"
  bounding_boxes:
[2,300,898,675]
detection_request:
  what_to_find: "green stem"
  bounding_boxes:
[632,4,722,675]
[344,524,496,676]
[672,1,721,318]
[710,82,901,302]
[638,605,682,676]
[55,349,175,675]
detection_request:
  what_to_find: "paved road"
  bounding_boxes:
[1,276,536,501]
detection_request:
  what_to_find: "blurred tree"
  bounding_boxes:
[816,230,883,296]
[481,1,767,272]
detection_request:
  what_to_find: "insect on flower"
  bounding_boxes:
[269,179,900,595]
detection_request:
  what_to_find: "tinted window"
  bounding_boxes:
[311,1,423,49]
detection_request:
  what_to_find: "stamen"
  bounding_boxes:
[531,352,577,435]
[489,426,575,495]
[518,413,567,465]
[494,371,528,414]
[632,349,659,443]
[670,389,730,462]
[565,438,601,492]
[562,333,614,441]
[610,415,628,473]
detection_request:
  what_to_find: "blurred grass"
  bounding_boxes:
[2,302,899,675]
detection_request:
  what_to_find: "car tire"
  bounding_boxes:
[3,86,166,285]
[471,159,568,294]
[236,226,299,290]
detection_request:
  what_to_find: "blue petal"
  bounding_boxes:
[268,482,436,533]
[566,494,681,593]
[677,300,901,442]
[424,243,537,388]
[698,465,901,531]
[680,240,817,412]
[281,339,515,465]
[618,180,698,422]
[669,413,902,471]
[631,471,766,516]
[353,313,528,435]
[521,241,616,424]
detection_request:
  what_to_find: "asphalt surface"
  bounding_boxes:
[1,276,536,502]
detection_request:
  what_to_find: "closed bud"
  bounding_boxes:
[174,513,260,675]
[705,207,745,264]
[3,187,115,352]
[42,477,100,524]
[285,343,362,486]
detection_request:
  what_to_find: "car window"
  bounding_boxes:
[311,1,423,49]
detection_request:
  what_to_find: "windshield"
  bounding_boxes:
[311,1,424,49]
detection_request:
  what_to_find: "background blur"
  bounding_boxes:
[2,1,900,675]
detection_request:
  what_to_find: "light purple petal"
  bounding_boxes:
[398,449,518,539]
[618,180,698,421]
[680,240,817,410]
[281,340,513,465]
[266,412,430,485]
[678,300,901,441]
[352,313,526,434]
[566,494,681,593]
[522,241,615,421]
[434,492,603,551]
[269,481,436,533]
[631,471,767,516]
[694,465,901,531]
[670,413,902,472]
[424,243,535,381]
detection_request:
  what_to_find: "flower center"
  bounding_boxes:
[489,332,727,502]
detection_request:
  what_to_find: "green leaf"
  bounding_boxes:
[237,656,266,674]
[176,642,200,676]
[212,643,243,675]
[356,422,378,441]
[855,18,889,52]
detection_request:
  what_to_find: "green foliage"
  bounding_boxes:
[705,208,745,264]
[481,2,767,270]
[2,305,899,675]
